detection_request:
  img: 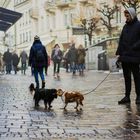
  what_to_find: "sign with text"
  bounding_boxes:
[72,27,85,35]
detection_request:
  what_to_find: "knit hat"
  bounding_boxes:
[125,7,136,19]
[34,35,40,40]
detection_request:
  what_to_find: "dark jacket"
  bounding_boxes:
[12,53,19,66]
[67,44,78,63]
[77,48,86,64]
[116,18,140,63]
[20,51,28,63]
[29,40,48,68]
[3,50,12,64]
[51,48,63,63]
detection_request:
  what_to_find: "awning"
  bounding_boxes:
[0,7,22,32]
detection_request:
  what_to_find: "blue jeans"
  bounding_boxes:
[6,63,12,74]
[53,61,61,74]
[78,64,85,72]
[33,67,45,88]
[70,62,77,73]
[21,62,26,74]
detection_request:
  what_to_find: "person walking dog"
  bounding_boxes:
[116,7,140,104]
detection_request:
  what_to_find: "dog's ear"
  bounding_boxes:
[57,89,63,96]
[29,83,35,93]
[57,89,63,92]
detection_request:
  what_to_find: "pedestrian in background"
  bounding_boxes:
[67,41,78,75]
[45,55,51,76]
[77,44,86,76]
[3,48,12,74]
[51,44,63,78]
[20,50,28,75]
[116,7,140,104]
[12,51,19,74]
[63,48,70,72]
[0,53,4,74]
[29,35,48,89]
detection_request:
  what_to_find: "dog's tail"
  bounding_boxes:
[29,83,35,94]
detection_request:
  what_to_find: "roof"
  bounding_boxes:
[0,7,22,32]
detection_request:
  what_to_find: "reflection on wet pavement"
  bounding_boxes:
[0,70,140,139]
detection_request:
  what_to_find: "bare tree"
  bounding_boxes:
[81,18,99,45]
[121,0,140,12]
[72,7,99,46]
[98,5,118,37]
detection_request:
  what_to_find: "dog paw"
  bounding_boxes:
[35,104,39,108]
[49,105,52,108]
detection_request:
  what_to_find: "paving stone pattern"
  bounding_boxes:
[0,69,140,140]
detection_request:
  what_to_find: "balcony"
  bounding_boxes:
[56,0,76,9]
[29,8,39,20]
[44,1,56,14]
[79,0,95,6]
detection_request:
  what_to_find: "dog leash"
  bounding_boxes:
[59,71,111,103]
[83,71,111,95]
[59,91,65,103]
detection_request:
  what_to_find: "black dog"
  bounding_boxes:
[29,83,57,110]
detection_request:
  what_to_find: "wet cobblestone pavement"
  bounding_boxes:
[0,68,140,140]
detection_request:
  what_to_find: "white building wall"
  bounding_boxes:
[0,0,15,53]
[14,0,33,54]
[0,0,129,60]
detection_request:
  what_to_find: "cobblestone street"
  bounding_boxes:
[0,68,140,140]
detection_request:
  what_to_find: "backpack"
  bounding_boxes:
[34,48,45,62]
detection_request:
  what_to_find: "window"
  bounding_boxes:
[29,31,31,41]
[64,13,68,26]
[70,13,73,26]
[52,15,56,29]
[41,17,44,31]
[116,6,121,23]
[26,32,28,42]
[20,33,22,44]
[64,9,75,27]
[26,11,28,24]
[46,15,50,31]
[23,33,25,42]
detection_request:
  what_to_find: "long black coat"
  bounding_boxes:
[67,44,78,63]
[3,51,12,64]
[116,18,140,63]
[12,53,19,66]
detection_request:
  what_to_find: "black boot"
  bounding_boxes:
[118,96,130,104]
[36,83,39,89]
[42,81,45,88]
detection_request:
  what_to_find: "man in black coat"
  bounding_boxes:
[67,42,78,75]
[12,51,19,74]
[116,7,140,104]
[3,49,12,74]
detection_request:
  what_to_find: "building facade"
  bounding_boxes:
[1,0,132,70]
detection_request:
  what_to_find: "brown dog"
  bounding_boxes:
[57,89,84,110]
